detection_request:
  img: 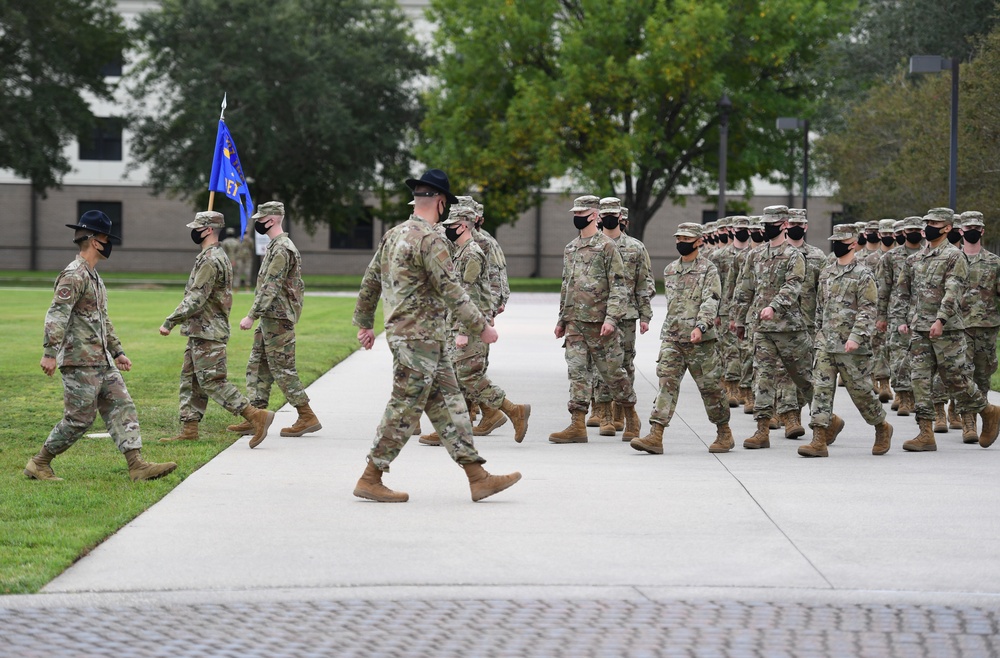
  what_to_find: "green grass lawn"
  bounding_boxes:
[0,287,377,594]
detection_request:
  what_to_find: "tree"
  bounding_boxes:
[0,0,128,192]
[418,0,855,241]
[126,0,429,232]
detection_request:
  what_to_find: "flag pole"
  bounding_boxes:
[207,93,228,212]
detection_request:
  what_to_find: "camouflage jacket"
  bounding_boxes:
[471,227,503,315]
[248,234,304,323]
[452,238,492,332]
[891,241,967,332]
[960,249,1000,328]
[613,233,654,323]
[220,237,240,266]
[709,244,735,318]
[43,256,122,367]
[814,259,878,354]
[660,255,720,343]
[734,242,806,332]
[558,232,628,327]
[163,244,233,342]
[477,227,510,309]
[877,245,920,325]
[860,248,883,272]
[354,214,488,342]
[722,244,753,317]
[797,242,827,329]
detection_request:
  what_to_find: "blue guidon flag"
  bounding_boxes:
[208,119,253,239]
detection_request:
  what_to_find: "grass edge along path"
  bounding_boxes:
[0,288,379,594]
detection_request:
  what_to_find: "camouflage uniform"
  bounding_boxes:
[354,213,490,471]
[234,228,255,289]
[42,256,142,455]
[730,217,764,396]
[245,230,308,409]
[721,217,752,387]
[163,227,249,422]
[709,218,739,387]
[880,219,924,395]
[957,213,1000,396]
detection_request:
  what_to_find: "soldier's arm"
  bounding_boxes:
[939,251,968,324]
[698,264,722,328]
[875,257,892,323]
[851,272,879,345]
[425,235,487,336]
[767,250,804,314]
[557,247,571,327]
[604,245,628,327]
[889,261,912,327]
[491,243,511,307]
[42,273,82,358]
[247,249,288,320]
[163,261,216,330]
[353,244,384,330]
[635,244,653,323]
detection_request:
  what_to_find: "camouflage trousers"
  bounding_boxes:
[738,331,755,389]
[455,338,506,409]
[719,319,741,383]
[45,366,142,455]
[888,331,911,392]
[910,330,985,420]
[650,340,730,428]
[595,319,637,402]
[246,317,309,408]
[565,321,636,412]
[751,331,814,420]
[809,351,886,429]
[872,329,890,380]
[369,339,484,472]
[179,337,249,422]
[965,326,1000,395]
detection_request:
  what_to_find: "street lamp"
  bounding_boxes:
[776,117,809,211]
[910,55,959,209]
[717,94,732,222]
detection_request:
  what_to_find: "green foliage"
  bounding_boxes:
[419,0,855,240]
[126,0,429,233]
[0,0,128,192]
[0,288,374,593]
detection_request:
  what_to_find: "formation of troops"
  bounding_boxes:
[25,168,1000,502]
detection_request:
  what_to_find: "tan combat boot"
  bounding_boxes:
[586,400,601,427]
[825,415,846,445]
[897,391,914,416]
[470,402,480,423]
[933,403,948,433]
[241,405,276,449]
[709,423,735,453]
[418,432,441,446]
[768,415,780,430]
[23,447,62,481]
[124,449,178,482]
[903,418,936,452]
[473,405,508,436]
[500,398,531,443]
[962,413,979,444]
[891,392,901,411]
[611,402,625,431]
[549,410,588,443]
[744,418,771,449]
[159,421,199,443]
[621,404,641,441]
[727,381,741,407]
[280,402,322,437]
[630,422,664,455]
[227,419,253,435]
[798,426,830,457]
[598,402,617,437]
[979,404,1000,448]
[741,388,754,414]
[947,400,962,429]
[353,461,408,502]
[463,462,521,501]
[783,409,806,439]
[873,421,893,455]
[877,378,892,403]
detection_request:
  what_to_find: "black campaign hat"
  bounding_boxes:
[66,210,119,242]
[405,169,459,204]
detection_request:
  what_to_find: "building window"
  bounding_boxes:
[100,52,123,78]
[77,202,123,244]
[79,118,123,161]
[329,212,374,250]
[701,210,719,224]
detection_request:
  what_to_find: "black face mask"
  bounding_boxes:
[445,225,462,242]
[785,226,806,241]
[600,214,619,230]
[734,229,750,242]
[191,228,207,244]
[880,236,895,247]
[947,229,962,244]
[964,229,983,244]
[573,214,592,230]
[254,220,270,235]
[857,234,867,246]
[866,232,879,243]
[93,237,112,259]
[719,233,729,244]
[763,224,783,241]
[895,234,906,245]
[832,241,852,258]
[750,231,765,243]
[676,241,697,256]
[905,232,923,245]
[924,225,944,242]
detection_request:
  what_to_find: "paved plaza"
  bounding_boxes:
[2,293,999,657]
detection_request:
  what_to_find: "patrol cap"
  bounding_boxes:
[455,195,475,209]
[787,208,808,225]
[893,220,905,232]
[621,207,629,220]
[717,216,733,229]
[878,219,897,233]
[748,215,763,229]
[704,221,717,233]
[475,202,484,217]
[901,216,924,229]
[854,221,867,231]
[674,222,703,238]
[865,220,880,232]
[186,211,225,229]
[731,215,750,228]
[829,224,858,241]
[441,206,476,225]
[960,211,985,228]
[761,205,789,224]
[924,207,954,223]
[251,201,284,219]
[570,195,600,213]
[599,197,622,215]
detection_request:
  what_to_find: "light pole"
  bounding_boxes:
[776,117,809,211]
[717,94,732,222]
[909,55,959,210]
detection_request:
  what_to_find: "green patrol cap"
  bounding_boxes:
[731,215,750,228]
[878,219,896,233]
[961,211,985,228]
[704,221,717,233]
[675,222,703,238]
[748,215,763,229]
[251,201,284,219]
[570,195,600,213]
[716,216,732,229]
[761,205,788,224]
[924,207,954,223]
[599,197,622,215]
[186,211,225,229]
[893,220,904,232]
[441,206,476,225]
[787,208,808,225]
[829,224,858,241]
[865,220,880,232]
[901,216,924,229]
[621,207,629,220]
[455,195,475,209]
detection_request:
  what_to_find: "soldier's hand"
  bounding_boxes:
[358,328,375,350]
[898,324,909,335]
[691,327,703,344]
[115,354,132,372]
[40,356,56,377]
[729,320,737,333]
[481,325,498,344]
[844,339,860,353]
[497,305,505,314]
[759,306,775,321]
[930,319,944,338]
[600,322,616,337]
[736,326,746,340]
[639,321,649,334]
[159,325,171,336]
[554,324,565,339]
[456,334,469,347]
[239,316,254,331]
[715,316,722,327]
[876,320,888,333]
